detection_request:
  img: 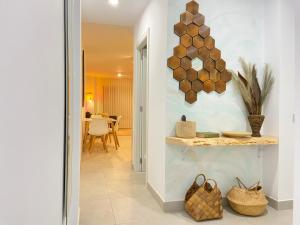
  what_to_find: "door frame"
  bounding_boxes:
[64,0,82,224]
[133,28,150,174]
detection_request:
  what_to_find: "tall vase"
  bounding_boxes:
[248,115,265,137]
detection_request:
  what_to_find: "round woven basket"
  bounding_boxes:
[226,178,268,216]
[227,195,267,216]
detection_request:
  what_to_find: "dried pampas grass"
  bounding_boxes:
[231,58,274,115]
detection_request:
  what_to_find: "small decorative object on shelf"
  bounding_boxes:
[222,131,252,138]
[196,132,220,138]
[185,178,223,221]
[248,115,265,137]
[232,58,274,137]
[176,116,196,138]
[227,177,268,216]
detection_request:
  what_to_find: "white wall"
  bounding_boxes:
[0,1,65,225]
[134,0,169,200]
[262,0,281,201]
[134,0,295,204]
[263,0,295,202]
[276,0,295,202]
[293,0,300,223]
[165,0,295,203]
[165,0,265,201]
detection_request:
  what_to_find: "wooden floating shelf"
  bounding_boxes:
[166,136,278,147]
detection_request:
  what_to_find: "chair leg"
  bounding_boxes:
[115,133,120,147]
[95,137,100,152]
[109,133,111,143]
[101,136,108,152]
[83,121,89,145]
[82,136,86,152]
[112,132,118,150]
[89,136,96,153]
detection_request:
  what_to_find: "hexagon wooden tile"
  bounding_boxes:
[168,0,232,104]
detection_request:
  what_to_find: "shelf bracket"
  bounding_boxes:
[257,146,263,158]
[181,146,192,160]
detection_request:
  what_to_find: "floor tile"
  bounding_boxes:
[80,198,116,225]
[80,136,293,225]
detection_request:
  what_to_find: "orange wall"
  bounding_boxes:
[85,76,133,128]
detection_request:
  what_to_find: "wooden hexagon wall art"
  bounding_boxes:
[167,0,231,104]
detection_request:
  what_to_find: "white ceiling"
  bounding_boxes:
[82,0,150,26]
[82,23,133,78]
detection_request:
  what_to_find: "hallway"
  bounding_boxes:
[80,136,292,225]
[80,135,150,225]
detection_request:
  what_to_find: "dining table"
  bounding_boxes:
[83,117,119,150]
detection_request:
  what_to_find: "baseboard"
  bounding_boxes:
[163,200,184,212]
[146,184,293,212]
[266,196,293,210]
[147,183,184,212]
[146,183,165,210]
[158,198,228,213]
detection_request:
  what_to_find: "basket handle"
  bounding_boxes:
[194,174,206,184]
[236,177,248,189]
[237,177,261,191]
[205,179,218,188]
[248,181,260,191]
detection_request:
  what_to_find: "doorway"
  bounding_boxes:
[64,0,152,224]
[80,23,136,225]
[135,35,149,172]
[65,1,151,225]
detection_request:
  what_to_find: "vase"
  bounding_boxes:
[248,115,265,137]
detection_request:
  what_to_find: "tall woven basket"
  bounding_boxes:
[185,179,223,221]
[227,177,268,216]
[185,174,212,202]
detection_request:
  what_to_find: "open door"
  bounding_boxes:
[133,30,150,172]
[140,46,148,172]
[64,0,82,224]
[134,31,149,173]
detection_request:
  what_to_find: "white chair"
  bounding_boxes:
[88,118,109,152]
[109,115,122,149]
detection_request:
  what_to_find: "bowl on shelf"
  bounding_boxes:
[196,132,220,138]
[222,131,252,138]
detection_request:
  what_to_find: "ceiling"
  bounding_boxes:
[82,23,133,78]
[82,0,150,26]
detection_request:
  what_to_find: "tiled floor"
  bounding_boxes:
[80,135,293,225]
[117,128,132,136]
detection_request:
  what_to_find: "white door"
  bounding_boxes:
[64,0,82,224]
[140,47,147,172]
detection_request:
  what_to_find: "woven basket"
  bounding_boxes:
[227,177,268,216]
[185,179,223,221]
[176,121,196,138]
[185,174,212,202]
